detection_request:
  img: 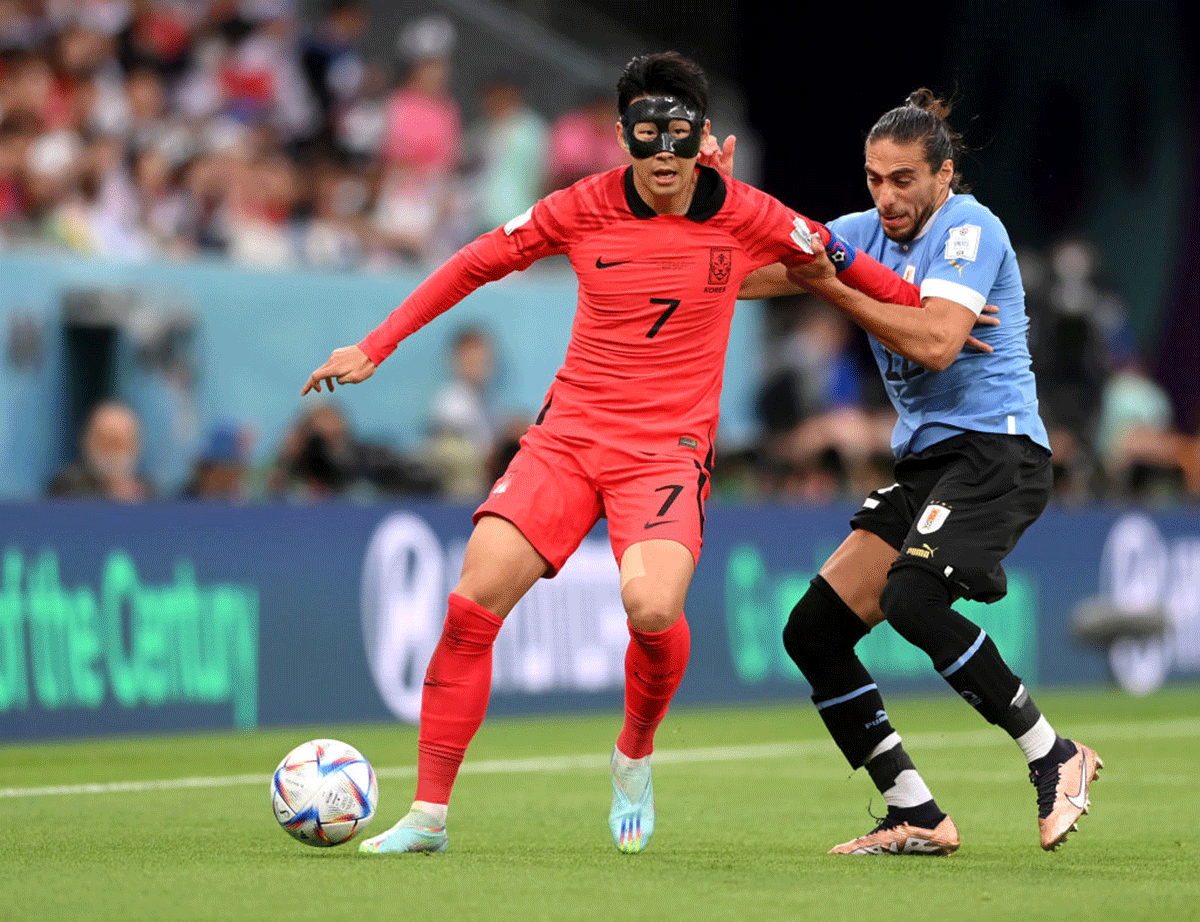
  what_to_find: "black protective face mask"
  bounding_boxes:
[621,96,704,159]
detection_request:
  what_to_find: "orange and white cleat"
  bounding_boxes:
[829,814,960,856]
[1031,740,1103,851]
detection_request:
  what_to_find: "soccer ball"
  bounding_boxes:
[270,739,378,847]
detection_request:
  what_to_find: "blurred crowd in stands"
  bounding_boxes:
[14,2,1195,507]
[0,0,623,268]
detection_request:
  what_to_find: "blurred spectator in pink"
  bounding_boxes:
[464,69,547,236]
[381,14,460,176]
[370,14,461,265]
[545,86,624,192]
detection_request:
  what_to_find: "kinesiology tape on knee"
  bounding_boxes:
[783,576,890,768]
[881,566,1021,723]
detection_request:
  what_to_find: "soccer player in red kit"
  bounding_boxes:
[302,51,921,855]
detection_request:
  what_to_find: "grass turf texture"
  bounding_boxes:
[3,685,1198,922]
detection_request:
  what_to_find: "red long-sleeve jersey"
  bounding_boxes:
[361,165,919,453]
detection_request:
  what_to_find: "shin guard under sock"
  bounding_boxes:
[783,576,896,769]
[617,615,691,759]
[414,592,503,804]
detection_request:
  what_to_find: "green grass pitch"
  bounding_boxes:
[3,685,1198,922]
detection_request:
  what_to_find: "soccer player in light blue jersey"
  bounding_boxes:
[730,90,1103,855]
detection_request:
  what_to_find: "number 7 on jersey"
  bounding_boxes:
[646,298,680,338]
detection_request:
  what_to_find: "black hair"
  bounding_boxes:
[616,51,708,117]
[867,88,969,192]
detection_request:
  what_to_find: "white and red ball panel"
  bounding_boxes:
[271,739,378,847]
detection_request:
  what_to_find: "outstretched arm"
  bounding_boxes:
[301,216,554,395]
[740,226,998,356]
[788,235,983,371]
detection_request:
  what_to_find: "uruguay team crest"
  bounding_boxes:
[917,503,952,535]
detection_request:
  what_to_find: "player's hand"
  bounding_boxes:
[976,304,1000,327]
[698,133,736,177]
[785,231,837,286]
[301,345,376,395]
[964,304,1000,353]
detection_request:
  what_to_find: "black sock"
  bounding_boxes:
[1030,737,1077,772]
[888,803,947,827]
[881,567,1023,724]
[997,684,1042,739]
[784,577,897,769]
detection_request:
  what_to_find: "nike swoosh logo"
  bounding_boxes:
[643,520,678,529]
[596,257,631,269]
[1065,754,1089,810]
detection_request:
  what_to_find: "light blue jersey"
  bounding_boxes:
[829,193,1050,459]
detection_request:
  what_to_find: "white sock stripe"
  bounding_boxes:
[867,732,903,763]
[1010,683,1026,707]
[883,769,935,809]
[1015,715,1057,762]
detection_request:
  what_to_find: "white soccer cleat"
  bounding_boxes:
[358,810,448,855]
[609,749,655,854]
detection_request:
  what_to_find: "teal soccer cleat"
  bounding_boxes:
[609,749,654,854]
[358,810,448,855]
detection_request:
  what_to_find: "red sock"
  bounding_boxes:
[617,615,691,759]
[414,593,503,804]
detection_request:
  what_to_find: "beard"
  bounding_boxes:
[880,199,940,243]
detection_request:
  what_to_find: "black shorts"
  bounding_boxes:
[849,432,1052,603]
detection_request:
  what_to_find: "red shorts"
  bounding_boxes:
[474,424,713,575]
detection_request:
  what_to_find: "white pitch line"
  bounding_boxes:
[2,715,1198,800]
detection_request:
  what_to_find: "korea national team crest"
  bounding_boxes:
[917,503,952,535]
[708,247,732,286]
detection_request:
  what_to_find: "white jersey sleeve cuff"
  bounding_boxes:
[920,278,987,316]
